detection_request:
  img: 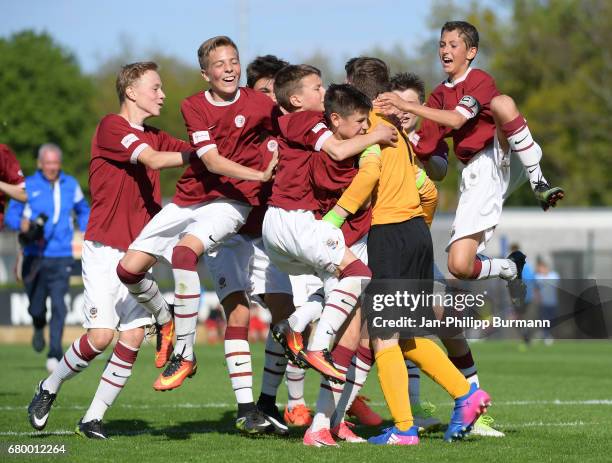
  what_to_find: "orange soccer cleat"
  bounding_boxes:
[153,353,197,391]
[284,404,313,427]
[301,349,345,384]
[347,395,383,426]
[271,320,307,368]
[155,319,174,368]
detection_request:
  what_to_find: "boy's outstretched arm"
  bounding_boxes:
[322,123,397,161]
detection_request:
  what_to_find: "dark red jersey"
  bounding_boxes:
[0,144,25,228]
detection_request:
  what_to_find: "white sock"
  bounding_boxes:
[475,255,517,281]
[123,274,171,325]
[285,361,307,409]
[224,326,253,405]
[288,293,324,332]
[172,268,200,360]
[83,341,138,422]
[43,335,101,394]
[504,119,547,189]
[261,332,287,397]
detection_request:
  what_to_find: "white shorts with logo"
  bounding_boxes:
[204,234,292,303]
[447,134,526,253]
[322,234,368,296]
[262,207,346,277]
[82,240,152,331]
[129,199,252,263]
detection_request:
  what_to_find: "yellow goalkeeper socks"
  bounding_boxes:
[375,344,413,431]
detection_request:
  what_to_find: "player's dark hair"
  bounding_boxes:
[345,57,390,100]
[116,61,159,104]
[198,36,239,70]
[441,21,479,50]
[324,84,372,122]
[246,55,289,89]
[390,72,426,104]
[273,64,321,112]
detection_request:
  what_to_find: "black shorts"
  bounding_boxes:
[367,216,433,280]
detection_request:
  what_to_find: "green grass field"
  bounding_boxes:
[1,340,611,462]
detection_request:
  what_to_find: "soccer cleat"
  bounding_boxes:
[412,401,442,432]
[284,404,313,427]
[28,380,56,431]
[444,383,491,442]
[155,318,175,368]
[368,425,420,445]
[347,395,383,426]
[303,427,339,447]
[235,409,271,435]
[331,421,366,443]
[533,180,564,211]
[301,349,345,384]
[506,251,527,309]
[471,414,505,437]
[152,353,197,391]
[76,418,108,439]
[271,320,307,368]
[257,400,289,436]
[32,328,45,353]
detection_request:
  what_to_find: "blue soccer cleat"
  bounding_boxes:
[444,383,491,442]
[368,425,419,445]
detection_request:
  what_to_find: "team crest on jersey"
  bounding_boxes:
[235,115,246,128]
[326,238,338,250]
[89,307,97,319]
[266,140,278,152]
[218,277,226,289]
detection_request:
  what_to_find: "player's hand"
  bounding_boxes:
[374,92,412,115]
[370,122,397,147]
[260,148,279,182]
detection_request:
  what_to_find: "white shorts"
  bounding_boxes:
[322,234,368,297]
[81,240,152,331]
[447,134,526,253]
[204,234,292,302]
[289,273,324,308]
[129,200,252,263]
[262,207,346,276]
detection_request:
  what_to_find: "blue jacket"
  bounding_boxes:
[5,170,89,257]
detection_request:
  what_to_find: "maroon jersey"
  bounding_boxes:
[85,114,191,251]
[411,68,500,164]
[0,144,25,228]
[173,88,279,207]
[269,111,332,211]
[239,137,278,237]
[311,150,371,247]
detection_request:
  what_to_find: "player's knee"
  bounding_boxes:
[86,329,114,351]
[118,328,145,349]
[171,245,199,271]
[447,258,473,280]
[116,262,145,284]
[339,259,372,280]
[491,94,517,118]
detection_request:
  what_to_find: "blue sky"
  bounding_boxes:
[3,0,443,73]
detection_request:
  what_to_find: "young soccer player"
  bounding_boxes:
[116,36,278,393]
[246,54,288,103]
[328,57,491,445]
[0,145,26,227]
[375,21,564,304]
[262,64,397,385]
[27,62,193,439]
[389,71,505,437]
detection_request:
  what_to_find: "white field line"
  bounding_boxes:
[2,399,612,412]
[0,421,599,437]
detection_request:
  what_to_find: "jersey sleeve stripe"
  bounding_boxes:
[130,143,150,164]
[314,130,333,152]
[196,144,217,158]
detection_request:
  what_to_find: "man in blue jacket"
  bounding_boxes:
[6,143,89,372]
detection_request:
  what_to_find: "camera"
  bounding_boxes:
[18,212,49,246]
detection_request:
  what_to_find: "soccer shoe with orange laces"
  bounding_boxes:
[284,404,313,427]
[153,353,197,391]
[271,320,308,368]
[347,395,383,426]
[301,349,345,384]
[155,318,174,368]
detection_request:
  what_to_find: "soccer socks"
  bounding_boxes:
[310,345,353,432]
[449,351,480,388]
[376,345,413,431]
[332,345,374,428]
[224,326,254,405]
[471,254,517,280]
[288,293,324,332]
[171,246,200,361]
[83,341,138,422]
[261,331,287,397]
[406,360,421,407]
[401,338,470,400]
[502,115,546,189]
[308,261,371,351]
[286,362,307,408]
[116,263,172,325]
[43,334,101,394]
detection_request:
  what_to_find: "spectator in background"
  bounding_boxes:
[535,257,560,345]
[6,143,89,373]
[0,144,27,227]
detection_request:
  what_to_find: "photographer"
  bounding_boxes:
[6,143,89,372]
